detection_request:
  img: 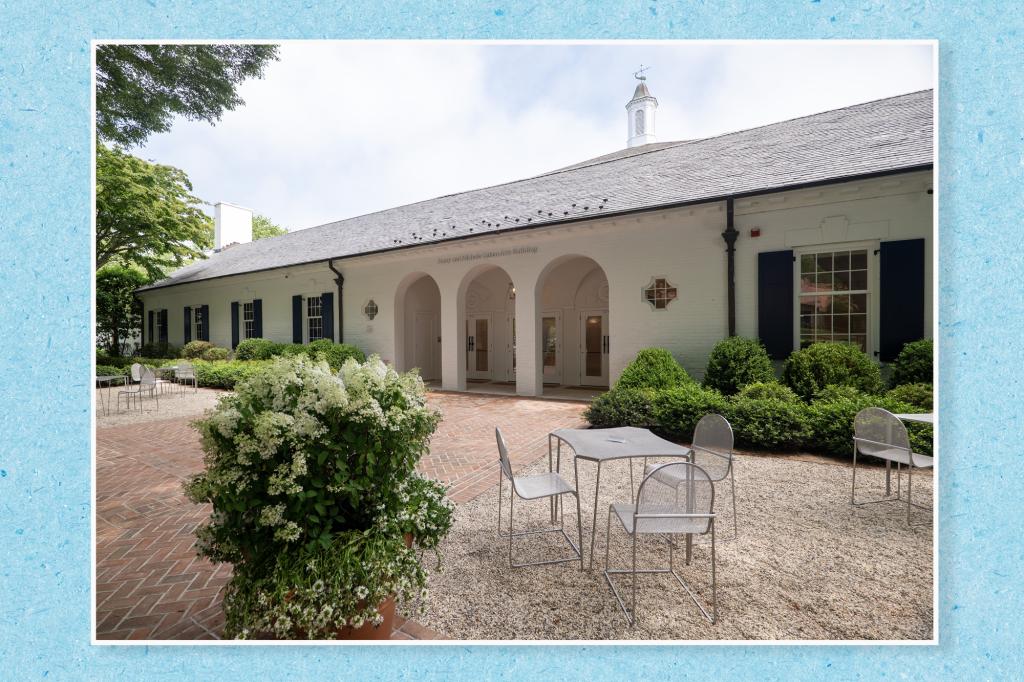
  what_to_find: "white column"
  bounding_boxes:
[514,270,541,397]
[439,274,464,392]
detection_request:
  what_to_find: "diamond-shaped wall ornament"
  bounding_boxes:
[363,299,379,320]
[642,276,678,310]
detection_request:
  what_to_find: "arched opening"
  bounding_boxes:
[535,255,610,396]
[458,264,517,391]
[394,272,441,382]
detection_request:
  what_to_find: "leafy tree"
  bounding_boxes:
[253,214,287,240]
[96,264,149,355]
[96,44,279,147]
[96,143,213,279]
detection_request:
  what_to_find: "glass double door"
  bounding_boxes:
[579,310,609,387]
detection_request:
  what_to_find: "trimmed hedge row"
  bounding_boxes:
[585,339,934,460]
[233,338,365,370]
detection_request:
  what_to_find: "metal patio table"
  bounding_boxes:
[549,426,694,570]
[95,374,126,416]
[893,413,935,424]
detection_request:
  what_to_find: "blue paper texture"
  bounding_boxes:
[1,0,1021,678]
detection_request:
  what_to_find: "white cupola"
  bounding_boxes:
[626,68,658,148]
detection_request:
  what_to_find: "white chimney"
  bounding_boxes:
[214,202,253,250]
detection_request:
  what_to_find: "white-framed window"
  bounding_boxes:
[242,302,255,340]
[798,247,870,352]
[306,295,323,341]
[635,109,645,135]
[192,307,204,342]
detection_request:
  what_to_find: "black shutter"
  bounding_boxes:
[253,299,263,338]
[183,306,191,343]
[321,292,334,342]
[758,250,794,359]
[231,302,240,349]
[292,295,303,343]
[148,310,154,347]
[880,238,925,362]
[159,309,168,343]
[200,305,210,341]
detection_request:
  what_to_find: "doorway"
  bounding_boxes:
[466,314,491,380]
[542,311,562,385]
[579,309,609,386]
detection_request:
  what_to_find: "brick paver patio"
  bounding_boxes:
[95,391,586,640]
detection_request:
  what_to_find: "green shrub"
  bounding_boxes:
[96,364,127,377]
[139,342,180,359]
[278,343,308,356]
[727,394,810,450]
[307,339,366,370]
[736,381,800,403]
[890,339,933,386]
[192,359,270,388]
[182,340,216,359]
[652,384,729,441]
[583,388,658,428]
[96,353,134,369]
[885,383,933,411]
[201,347,229,361]
[782,342,883,401]
[703,337,775,395]
[234,338,278,360]
[805,387,932,458]
[615,348,692,391]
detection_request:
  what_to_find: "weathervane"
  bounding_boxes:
[633,64,650,81]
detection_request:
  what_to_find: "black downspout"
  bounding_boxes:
[721,198,739,337]
[328,259,344,343]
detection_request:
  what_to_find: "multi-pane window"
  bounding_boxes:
[643,277,678,310]
[243,302,255,340]
[307,296,323,341]
[799,249,869,351]
[193,307,204,342]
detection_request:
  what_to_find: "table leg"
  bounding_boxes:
[548,435,555,523]
[589,460,602,571]
[885,460,892,496]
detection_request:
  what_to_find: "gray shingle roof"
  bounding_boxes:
[140,89,933,292]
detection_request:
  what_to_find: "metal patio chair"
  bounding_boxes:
[496,427,583,569]
[117,365,159,412]
[852,407,933,525]
[175,360,197,393]
[604,461,718,625]
[129,362,143,385]
[645,413,738,539]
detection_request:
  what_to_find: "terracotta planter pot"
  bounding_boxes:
[257,535,414,640]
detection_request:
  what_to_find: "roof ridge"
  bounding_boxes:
[534,89,934,178]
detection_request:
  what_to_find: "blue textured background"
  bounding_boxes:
[1,1,1021,679]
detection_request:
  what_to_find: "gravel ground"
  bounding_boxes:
[419,453,934,641]
[95,385,228,427]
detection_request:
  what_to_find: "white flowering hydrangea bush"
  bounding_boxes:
[184,354,451,639]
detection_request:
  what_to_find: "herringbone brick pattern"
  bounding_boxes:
[95,391,586,640]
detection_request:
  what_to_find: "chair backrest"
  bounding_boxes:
[139,366,157,386]
[854,407,909,456]
[176,360,194,377]
[130,363,143,381]
[495,427,514,482]
[690,413,734,481]
[636,461,715,535]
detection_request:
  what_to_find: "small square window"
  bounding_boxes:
[363,299,379,320]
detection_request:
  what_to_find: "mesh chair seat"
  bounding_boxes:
[611,503,712,535]
[856,442,934,468]
[512,471,576,500]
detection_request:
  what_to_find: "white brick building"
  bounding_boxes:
[137,84,934,397]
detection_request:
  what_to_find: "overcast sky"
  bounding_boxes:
[134,42,934,232]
